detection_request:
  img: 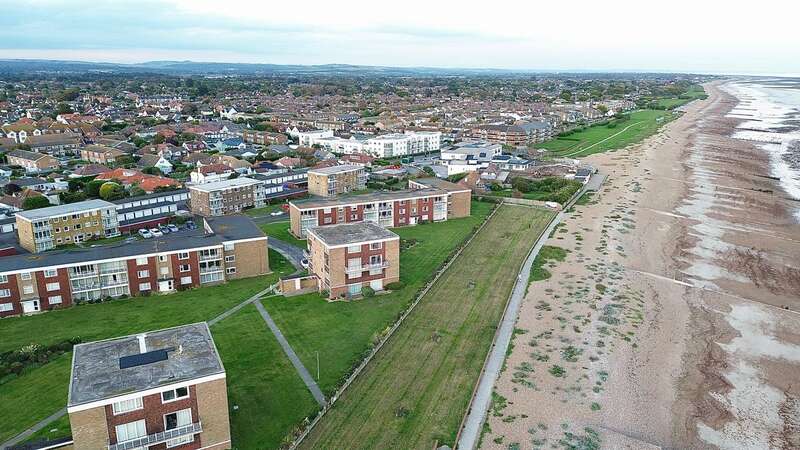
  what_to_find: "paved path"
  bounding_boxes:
[457,175,605,450]
[269,236,305,272]
[1,408,68,449]
[254,299,327,407]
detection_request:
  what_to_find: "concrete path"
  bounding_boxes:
[1,408,68,449]
[457,175,604,450]
[254,299,327,407]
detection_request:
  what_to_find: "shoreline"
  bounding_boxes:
[480,80,800,450]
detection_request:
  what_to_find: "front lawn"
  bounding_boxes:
[259,221,307,249]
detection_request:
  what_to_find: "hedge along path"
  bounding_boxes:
[298,204,554,450]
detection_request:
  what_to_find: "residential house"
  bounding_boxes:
[81,144,128,164]
[6,149,60,173]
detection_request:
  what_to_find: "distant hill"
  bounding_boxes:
[0,59,527,76]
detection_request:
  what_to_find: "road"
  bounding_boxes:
[456,173,604,450]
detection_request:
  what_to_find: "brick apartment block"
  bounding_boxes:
[0,216,268,318]
[306,222,399,298]
[307,164,367,197]
[67,323,231,450]
[289,178,471,237]
[188,178,267,216]
[15,199,121,253]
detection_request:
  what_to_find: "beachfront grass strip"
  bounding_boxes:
[262,201,495,396]
[211,303,319,450]
[0,250,291,443]
[300,204,554,450]
[529,245,568,283]
[259,221,307,249]
[538,109,675,157]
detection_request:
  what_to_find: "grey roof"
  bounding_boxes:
[188,177,262,193]
[68,323,224,407]
[411,177,470,193]
[308,221,398,247]
[112,188,189,205]
[0,215,264,274]
[15,199,115,221]
[308,164,363,176]
[291,188,447,210]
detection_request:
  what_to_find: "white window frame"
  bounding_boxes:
[22,285,34,295]
[46,282,60,292]
[112,397,143,415]
[164,408,193,448]
[0,303,12,312]
[115,419,146,443]
[226,267,236,274]
[179,264,190,273]
[48,295,63,305]
[43,269,58,278]
[136,257,148,266]
[180,276,192,285]
[20,272,31,280]
[139,282,152,291]
[161,386,190,403]
[137,270,149,278]
[370,242,382,250]
[225,255,235,263]
[178,252,190,260]
[0,289,10,298]
[0,274,7,283]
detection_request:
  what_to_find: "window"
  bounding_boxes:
[160,267,169,276]
[178,252,189,260]
[139,282,151,291]
[347,245,361,253]
[115,419,146,443]
[370,242,382,250]
[164,408,193,448]
[63,226,70,232]
[161,386,189,403]
[137,270,149,278]
[179,264,190,273]
[112,397,144,415]
[225,255,235,263]
[0,274,7,283]
[48,295,62,305]
[44,269,57,278]
[136,257,148,266]
[55,227,61,233]
[0,289,9,298]
[226,267,236,274]
[0,303,12,312]
[159,255,168,262]
[46,282,60,292]
[23,285,34,295]
[20,272,31,281]
[223,242,234,251]
[180,276,192,285]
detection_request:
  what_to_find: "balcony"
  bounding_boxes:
[108,422,202,450]
[345,261,389,275]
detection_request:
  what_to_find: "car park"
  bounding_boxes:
[159,224,170,234]
[150,228,163,237]
[167,224,179,232]
[138,229,153,239]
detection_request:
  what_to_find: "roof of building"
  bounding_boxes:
[15,199,115,221]
[291,187,447,210]
[188,177,261,192]
[0,215,264,274]
[307,221,398,247]
[410,177,472,193]
[308,164,363,176]
[68,323,225,407]
[7,149,50,161]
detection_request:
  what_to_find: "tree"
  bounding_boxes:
[99,182,126,201]
[129,185,146,197]
[596,104,609,115]
[22,196,51,210]
[3,183,21,196]
[152,134,166,145]
[85,179,107,198]
[560,90,573,102]
[59,191,87,204]
[228,172,240,179]
[56,103,73,115]
[422,166,436,177]
[142,166,162,176]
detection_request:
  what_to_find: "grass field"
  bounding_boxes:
[211,303,319,450]
[0,249,291,444]
[538,109,676,158]
[300,204,555,449]
[259,221,306,249]
[263,201,495,396]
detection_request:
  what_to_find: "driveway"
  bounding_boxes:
[269,236,305,272]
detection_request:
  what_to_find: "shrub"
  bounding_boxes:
[361,286,375,298]
[385,281,405,290]
[319,290,329,299]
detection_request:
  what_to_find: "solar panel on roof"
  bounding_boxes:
[119,347,175,369]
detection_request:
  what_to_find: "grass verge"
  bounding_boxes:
[529,245,568,282]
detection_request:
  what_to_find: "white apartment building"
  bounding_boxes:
[290,128,334,146]
[298,130,441,158]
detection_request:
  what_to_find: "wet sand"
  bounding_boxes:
[481,81,800,450]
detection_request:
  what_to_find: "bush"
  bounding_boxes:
[319,290,329,299]
[385,281,405,290]
[361,286,375,298]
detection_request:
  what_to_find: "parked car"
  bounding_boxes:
[159,224,170,234]
[185,220,196,230]
[138,229,153,239]
[270,210,285,216]
[300,258,309,269]
[150,228,163,237]
[167,224,179,232]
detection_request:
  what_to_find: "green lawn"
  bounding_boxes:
[300,205,555,449]
[259,221,307,249]
[263,201,495,396]
[0,353,72,443]
[245,204,287,218]
[538,109,676,158]
[0,250,291,443]
[211,303,319,450]
[17,410,72,446]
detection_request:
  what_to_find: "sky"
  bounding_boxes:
[1,0,799,75]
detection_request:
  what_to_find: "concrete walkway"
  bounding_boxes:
[254,299,327,407]
[1,408,68,449]
[457,175,605,450]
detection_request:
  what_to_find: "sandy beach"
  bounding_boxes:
[481,81,800,450]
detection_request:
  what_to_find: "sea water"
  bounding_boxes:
[723,79,800,221]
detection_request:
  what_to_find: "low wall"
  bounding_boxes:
[279,275,319,296]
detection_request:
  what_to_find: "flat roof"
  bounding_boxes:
[410,177,471,193]
[68,323,224,407]
[308,221,398,247]
[308,165,363,176]
[0,215,264,274]
[187,177,261,193]
[290,188,447,210]
[15,199,116,221]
